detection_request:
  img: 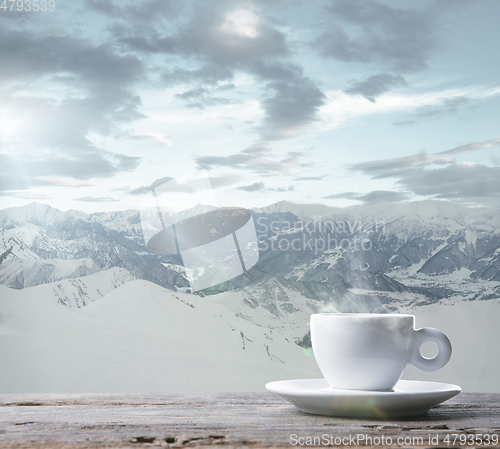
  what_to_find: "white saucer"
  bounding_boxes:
[265,379,461,418]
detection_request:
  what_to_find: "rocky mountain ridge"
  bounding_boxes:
[1,201,499,312]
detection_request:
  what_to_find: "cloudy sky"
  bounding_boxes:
[1,0,499,212]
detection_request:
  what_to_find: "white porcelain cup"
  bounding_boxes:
[310,313,452,391]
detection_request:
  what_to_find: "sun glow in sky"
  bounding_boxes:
[1,0,500,213]
[220,10,259,38]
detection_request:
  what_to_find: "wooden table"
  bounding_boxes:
[0,393,499,448]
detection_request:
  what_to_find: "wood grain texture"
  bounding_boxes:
[0,393,499,448]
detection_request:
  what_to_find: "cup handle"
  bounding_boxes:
[409,327,452,372]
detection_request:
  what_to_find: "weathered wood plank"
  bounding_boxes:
[0,393,499,448]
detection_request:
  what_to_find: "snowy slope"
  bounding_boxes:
[254,200,342,218]
[0,226,42,260]
[21,267,136,308]
[1,281,495,393]
[0,258,100,289]
[210,278,338,344]
[1,201,497,394]
[214,290,500,392]
[255,200,500,229]
[0,281,321,393]
[0,202,73,228]
[0,203,187,291]
[0,202,139,239]
[88,209,143,243]
[251,200,500,305]
[399,298,500,393]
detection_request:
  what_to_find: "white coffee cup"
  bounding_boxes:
[310,313,452,391]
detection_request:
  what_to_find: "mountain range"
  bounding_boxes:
[1,201,499,315]
[1,201,499,392]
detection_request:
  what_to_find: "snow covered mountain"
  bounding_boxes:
[1,200,499,310]
[0,201,499,393]
[0,257,100,289]
[21,267,137,308]
[250,200,500,302]
[0,203,187,292]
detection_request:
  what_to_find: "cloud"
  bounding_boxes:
[0,153,140,193]
[236,182,295,192]
[0,17,145,190]
[356,190,409,204]
[194,144,305,174]
[349,138,500,202]
[323,192,359,200]
[345,73,408,102]
[76,196,119,203]
[237,182,266,192]
[84,0,180,23]
[133,133,173,146]
[0,26,142,86]
[127,173,240,196]
[114,3,289,64]
[351,153,443,179]
[440,138,500,156]
[320,86,500,131]
[162,65,235,86]
[195,147,261,171]
[112,3,326,143]
[323,190,408,204]
[170,6,290,65]
[35,178,97,187]
[350,138,500,179]
[174,85,237,109]
[272,185,296,192]
[314,0,447,73]
[294,176,326,181]
[84,0,116,15]
[259,67,327,139]
[176,84,235,100]
[0,80,143,158]
[128,176,175,195]
[400,163,500,199]
[394,96,472,125]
